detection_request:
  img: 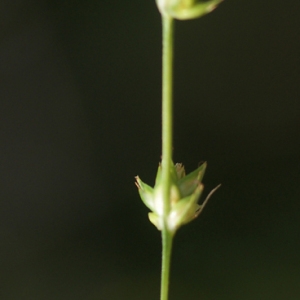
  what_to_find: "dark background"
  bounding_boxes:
[1,0,299,299]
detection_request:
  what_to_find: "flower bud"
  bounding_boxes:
[156,0,223,20]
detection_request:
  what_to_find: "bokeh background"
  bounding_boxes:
[1,0,300,299]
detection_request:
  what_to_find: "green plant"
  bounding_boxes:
[135,1,223,299]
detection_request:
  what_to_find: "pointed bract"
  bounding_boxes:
[148,212,163,230]
[168,184,204,232]
[178,162,206,197]
[175,163,186,180]
[135,176,155,211]
[155,163,162,185]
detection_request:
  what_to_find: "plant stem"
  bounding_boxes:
[161,15,174,219]
[160,15,174,300]
[160,228,173,300]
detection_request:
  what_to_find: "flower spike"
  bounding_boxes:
[135,162,220,234]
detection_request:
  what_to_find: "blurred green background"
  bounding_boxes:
[1,0,300,299]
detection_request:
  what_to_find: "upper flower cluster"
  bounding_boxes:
[156,0,223,20]
[135,162,220,234]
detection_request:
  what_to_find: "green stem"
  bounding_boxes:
[161,15,174,219]
[160,15,174,300]
[160,229,173,300]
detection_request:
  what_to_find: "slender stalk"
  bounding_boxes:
[160,15,174,300]
[160,229,173,300]
[161,15,174,219]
